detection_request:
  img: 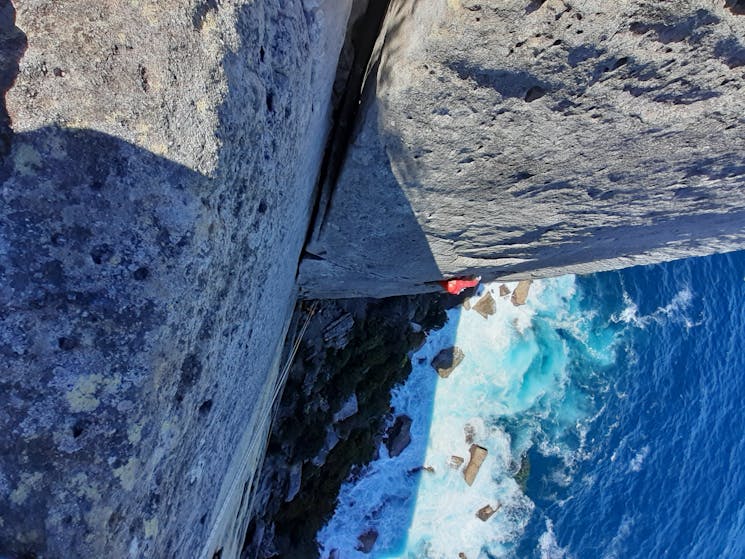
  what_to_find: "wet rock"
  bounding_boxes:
[357,528,378,553]
[464,423,476,445]
[511,280,533,306]
[499,285,511,297]
[448,455,465,469]
[476,503,501,522]
[385,414,413,458]
[472,292,496,318]
[431,346,465,378]
[464,444,488,486]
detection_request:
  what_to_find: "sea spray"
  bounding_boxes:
[318,276,624,558]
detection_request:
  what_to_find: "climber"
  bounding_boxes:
[439,276,481,295]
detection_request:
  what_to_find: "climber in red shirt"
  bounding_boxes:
[439,276,481,295]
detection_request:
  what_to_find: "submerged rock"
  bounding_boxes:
[357,529,378,553]
[385,414,413,458]
[464,444,488,486]
[448,455,465,469]
[431,347,465,378]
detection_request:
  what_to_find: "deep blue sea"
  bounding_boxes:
[318,251,745,559]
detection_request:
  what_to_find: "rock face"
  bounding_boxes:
[0,1,353,558]
[298,0,745,298]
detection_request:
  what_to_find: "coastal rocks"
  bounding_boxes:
[357,528,378,553]
[0,1,353,558]
[472,292,497,318]
[432,347,465,378]
[476,504,501,522]
[448,455,465,469]
[299,0,745,299]
[244,293,460,559]
[323,313,355,349]
[499,285,511,297]
[511,280,533,306]
[385,414,413,458]
[464,444,489,486]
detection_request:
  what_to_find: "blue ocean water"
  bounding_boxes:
[318,251,745,559]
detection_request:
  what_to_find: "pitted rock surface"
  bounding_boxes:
[300,0,745,298]
[0,1,352,557]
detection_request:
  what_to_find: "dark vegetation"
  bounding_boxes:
[244,291,469,558]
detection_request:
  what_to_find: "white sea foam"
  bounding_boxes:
[317,277,619,558]
[538,520,572,559]
[613,287,694,329]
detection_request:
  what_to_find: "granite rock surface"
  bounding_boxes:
[299,0,745,298]
[0,1,352,557]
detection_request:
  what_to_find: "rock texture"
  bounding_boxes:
[431,346,465,378]
[0,1,353,558]
[299,0,745,298]
[464,444,488,486]
[244,294,456,559]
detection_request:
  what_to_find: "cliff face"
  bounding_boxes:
[2,1,745,558]
[0,1,352,557]
[299,0,745,298]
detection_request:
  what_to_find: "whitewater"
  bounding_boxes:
[317,250,745,558]
[318,276,623,558]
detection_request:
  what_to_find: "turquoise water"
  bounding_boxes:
[318,251,745,558]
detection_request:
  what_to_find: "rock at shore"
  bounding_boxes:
[499,285,511,297]
[431,347,465,378]
[357,529,378,553]
[385,415,413,457]
[473,292,497,318]
[464,444,488,486]
[511,280,533,306]
[476,503,501,522]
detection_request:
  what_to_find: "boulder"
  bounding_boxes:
[499,285,511,297]
[511,280,533,306]
[431,347,465,378]
[385,414,413,457]
[357,529,378,553]
[463,444,488,486]
[476,503,501,522]
[472,292,497,318]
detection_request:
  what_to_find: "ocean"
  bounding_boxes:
[316,250,745,558]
